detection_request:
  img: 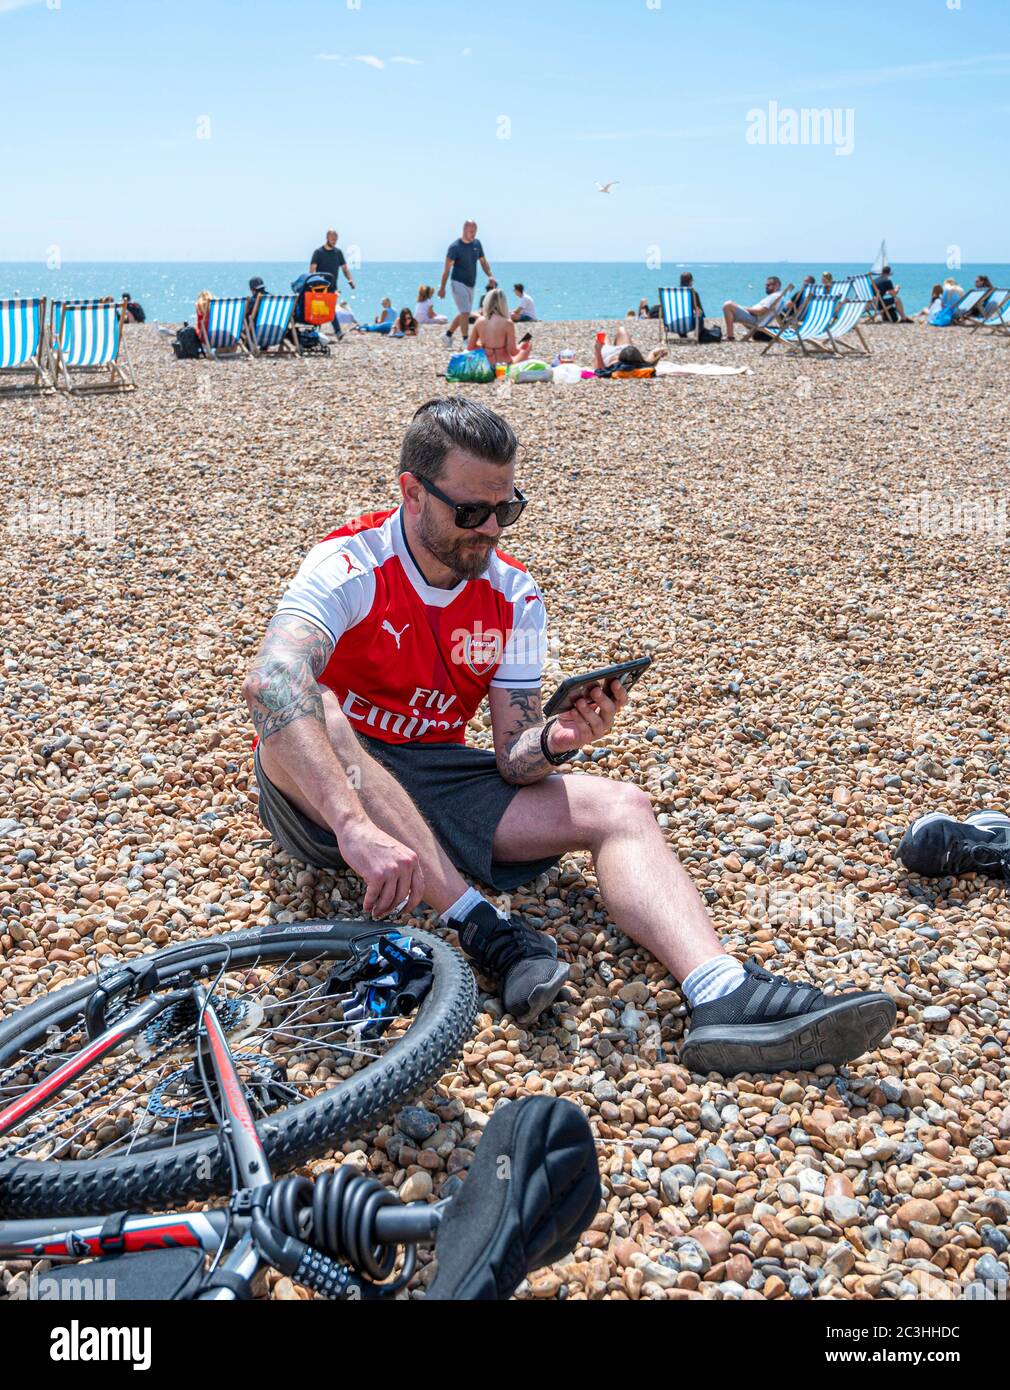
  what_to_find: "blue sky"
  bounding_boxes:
[2,0,1008,261]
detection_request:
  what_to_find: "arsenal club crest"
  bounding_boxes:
[463,627,503,675]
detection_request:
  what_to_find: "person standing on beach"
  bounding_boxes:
[438,220,492,346]
[310,230,357,338]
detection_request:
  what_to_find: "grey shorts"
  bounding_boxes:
[450,280,474,316]
[731,304,776,328]
[253,737,559,893]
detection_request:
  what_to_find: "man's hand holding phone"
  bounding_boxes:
[545,677,629,757]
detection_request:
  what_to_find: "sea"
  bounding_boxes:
[1,261,1006,325]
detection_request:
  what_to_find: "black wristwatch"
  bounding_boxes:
[541,717,577,767]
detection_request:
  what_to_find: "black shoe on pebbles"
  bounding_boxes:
[456,902,569,1025]
[681,959,895,1077]
[896,810,1010,884]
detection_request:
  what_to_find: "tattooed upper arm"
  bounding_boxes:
[243,614,335,741]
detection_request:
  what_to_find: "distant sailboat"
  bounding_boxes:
[871,239,888,273]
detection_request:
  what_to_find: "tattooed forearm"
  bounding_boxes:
[494,686,553,785]
[243,614,335,741]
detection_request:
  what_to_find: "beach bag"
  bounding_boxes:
[171,324,203,359]
[303,290,336,325]
[930,304,956,328]
[510,360,552,383]
[446,349,495,383]
[699,322,722,344]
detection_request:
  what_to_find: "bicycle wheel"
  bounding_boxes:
[0,920,476,1218]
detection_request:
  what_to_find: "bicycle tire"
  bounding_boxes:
[0,920,476,1218]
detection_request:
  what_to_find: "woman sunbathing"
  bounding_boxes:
[594,325,667,371]
[466,289,533,367]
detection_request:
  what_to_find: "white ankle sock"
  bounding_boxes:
[442,886,500,925]
[682,955,747,1008]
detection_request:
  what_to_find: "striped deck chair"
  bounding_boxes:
[847,271,888,320]
[50,296,135,392]
[979,290,1010,337]
[737,282,795,342]
[827,296,871,355]
[658,286,701,343]
[200,297,250,359]
[244,293,299,356]
[811,280,848,299]
[761,291,840,355]
[948,287,988,324]
[0,297,52,391]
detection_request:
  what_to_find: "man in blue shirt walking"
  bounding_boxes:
[438,219,493,346]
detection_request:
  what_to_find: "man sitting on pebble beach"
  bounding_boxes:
[243,398,895,1075]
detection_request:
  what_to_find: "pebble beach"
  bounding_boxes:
[3,318,1010,1302]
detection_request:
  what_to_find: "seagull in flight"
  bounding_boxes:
[596,180,619,193]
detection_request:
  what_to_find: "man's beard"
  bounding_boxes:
[417,506,495,580]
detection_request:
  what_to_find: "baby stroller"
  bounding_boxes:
[291,272,335,355]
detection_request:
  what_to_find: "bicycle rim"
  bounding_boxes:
[0,920,476,1217]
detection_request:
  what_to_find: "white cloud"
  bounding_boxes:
[0,0,45,12]
[317,51,421,71]
[462,47,472,57]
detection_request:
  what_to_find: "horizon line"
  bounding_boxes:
[2,257,1007,266]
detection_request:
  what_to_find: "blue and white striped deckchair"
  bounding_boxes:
[948,287,988,324]
[761,291,840,355]
[0,298,52,390]
[810,280,847,298]
[658,286,700,343]
[826,296,871,355]
[200,297,249,358]
[244,293,299,356]
[844,271,887,319]
[978,290,1010,337]
[49,296,135,392]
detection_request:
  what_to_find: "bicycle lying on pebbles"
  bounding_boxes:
[0,920,599,1300]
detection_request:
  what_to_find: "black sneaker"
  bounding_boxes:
[896,810,1010,884]
[457,902,569,1025]
[681,959,895,1076]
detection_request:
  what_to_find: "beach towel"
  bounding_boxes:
[654,361,753,377]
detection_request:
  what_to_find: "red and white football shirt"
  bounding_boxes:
[275,508,547,745]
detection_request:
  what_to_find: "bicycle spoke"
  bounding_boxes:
[0,941,425,1167]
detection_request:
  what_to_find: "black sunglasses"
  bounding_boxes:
[412,473,527,530]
